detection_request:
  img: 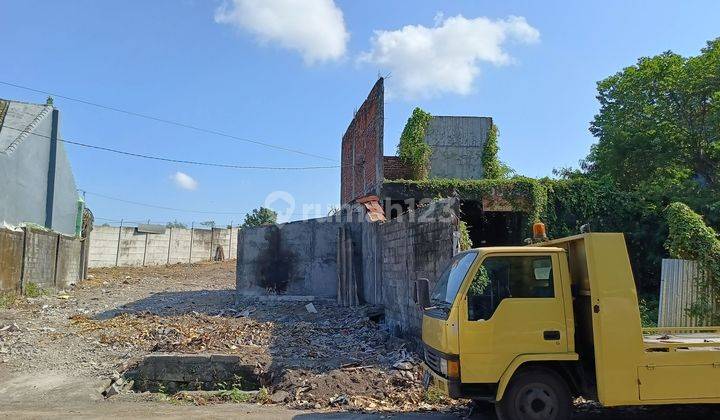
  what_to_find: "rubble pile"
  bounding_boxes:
[71,313,272,360]
[69,300,464,412]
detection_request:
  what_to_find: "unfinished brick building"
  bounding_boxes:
[339,77,526,247]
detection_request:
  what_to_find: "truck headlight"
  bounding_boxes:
[439,358,460,379]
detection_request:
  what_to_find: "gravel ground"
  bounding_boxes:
[1,260,718,419]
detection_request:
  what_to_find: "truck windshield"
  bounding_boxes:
[430,251,478,306]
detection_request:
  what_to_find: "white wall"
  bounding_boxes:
[88,225,239,268]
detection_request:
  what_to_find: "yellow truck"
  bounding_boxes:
[419,232,720,420]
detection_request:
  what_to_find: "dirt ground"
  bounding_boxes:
[1,260,719,419]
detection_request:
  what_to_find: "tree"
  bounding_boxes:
[587,38,720,191]
[242,207,277,228]
[166,220,187,229]
[199,220,216,229]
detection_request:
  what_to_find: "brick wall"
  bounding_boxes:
[341,78,384,204]
[380,200,459,339]
[382,156,414,180]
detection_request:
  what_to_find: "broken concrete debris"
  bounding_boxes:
[270,390,290,403]
[70,295,463,412]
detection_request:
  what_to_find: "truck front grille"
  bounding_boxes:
[424,346,443,374]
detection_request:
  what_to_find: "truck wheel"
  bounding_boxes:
[495,368,571,420]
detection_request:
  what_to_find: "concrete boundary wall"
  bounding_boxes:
[236,219,347,297]
[0,228,24,293]
[23,229,58,289]
[379,203,459,338]
[0,227,84,293]
[88,226,239,268]
[234,199,459,341]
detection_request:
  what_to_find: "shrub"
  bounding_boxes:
[665,202,720,324]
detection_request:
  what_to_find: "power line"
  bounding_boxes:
[85,191,323,218]
[0,80,338,162]
[82,190,249,215]
[1,125,342,170]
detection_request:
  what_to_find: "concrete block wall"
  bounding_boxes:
[0,228,24,293]
[0,227,83,293]
[87,225,118,267]
[144,230,172,266]
[379,206,457,338]
[425,116,492,180]
[56,235,81,288]
[22,228,58,289]
[117,227,146,267]
[190,229,213,263]
[168,228,192,264]
[88,225,239,268]
[236,219,345,297]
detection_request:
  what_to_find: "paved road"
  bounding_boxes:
[4,399,720,420]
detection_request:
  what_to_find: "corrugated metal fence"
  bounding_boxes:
[658,259,715,327]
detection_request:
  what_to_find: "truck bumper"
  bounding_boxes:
[422,362,462,399]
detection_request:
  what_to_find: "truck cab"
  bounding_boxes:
[420,232,720,420]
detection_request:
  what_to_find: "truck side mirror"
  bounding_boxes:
[414,278,431,309]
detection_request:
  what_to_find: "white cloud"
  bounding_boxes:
[215,0,349,64]
[171,171,198,191]
[359,15,540,99]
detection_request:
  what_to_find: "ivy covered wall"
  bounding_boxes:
[382,176,715,291]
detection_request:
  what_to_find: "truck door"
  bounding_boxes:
[458,253,569,383]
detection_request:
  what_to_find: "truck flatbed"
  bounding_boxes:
[643,327,720,351]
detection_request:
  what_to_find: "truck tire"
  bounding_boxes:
[495,368,571,420]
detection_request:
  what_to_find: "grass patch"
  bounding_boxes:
[217,387,254,403]
[24,282,46,298]
[0,292,18,309]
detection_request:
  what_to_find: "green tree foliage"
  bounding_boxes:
[398,107,433,179]
[242,207,278,228]
[588,39,720,192]
[166,220,188,229]
[665,202,720,324]
[199,220,216,228]
[550,38,720,292]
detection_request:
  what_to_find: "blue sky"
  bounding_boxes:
[2,1,719,226]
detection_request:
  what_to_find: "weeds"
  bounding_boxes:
[423,386,447,404]
[256,387,271,404]
[0,292,18,309]
[23,282,45,298]
[217,387,253,403]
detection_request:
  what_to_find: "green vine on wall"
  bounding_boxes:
[665,202,720,325]
[458,220,473,251]
[482,124,502,179]
[384,177,547,232]
[398,107,433,179]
